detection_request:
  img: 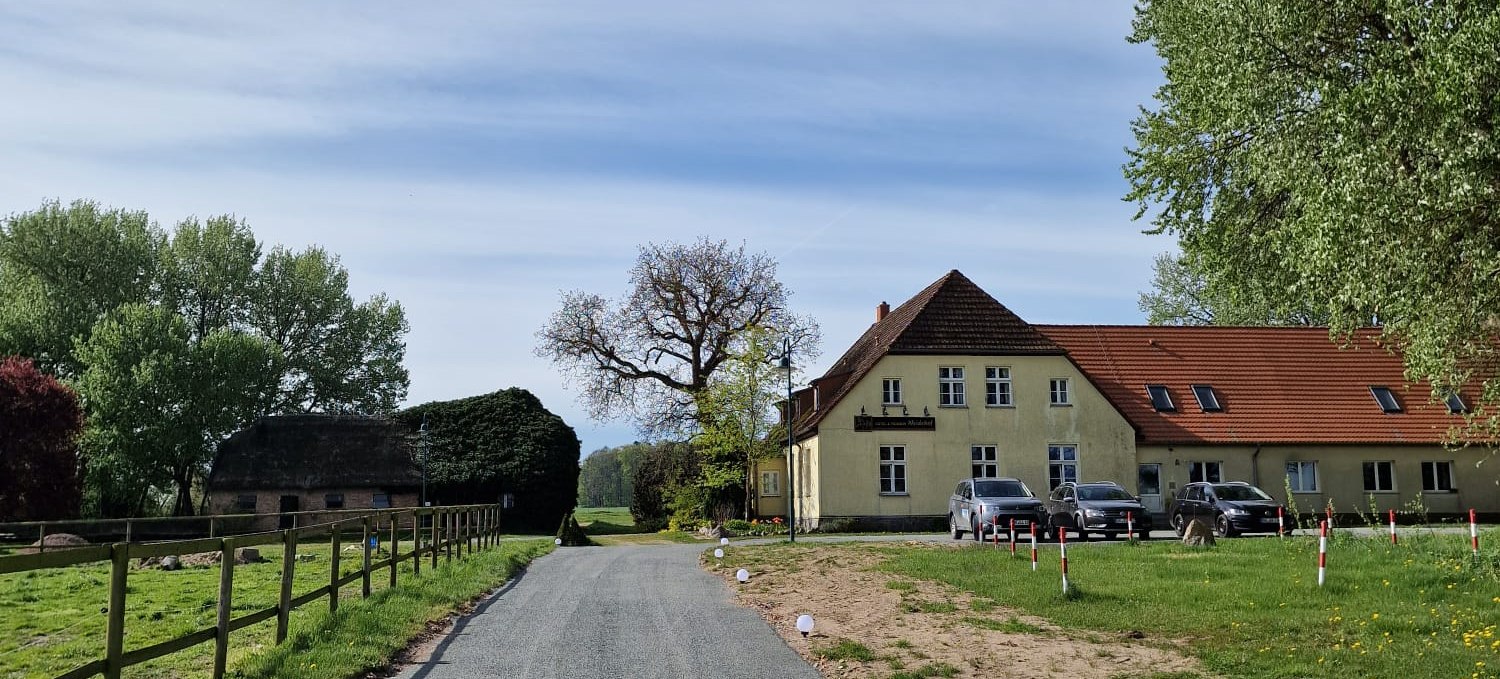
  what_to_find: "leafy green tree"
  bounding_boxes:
[1126,2,1500,424]
[0,357,85,521]
[1139,252,1329,326]
[578,446,637,508]
[395,389,580,532]
[628,441,698,532]
[76,304,280,516]
[0,199,411,516]
[695,327,790,519]
[0,200,162,377]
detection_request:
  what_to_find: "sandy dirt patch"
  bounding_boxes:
[707,542,1212,679]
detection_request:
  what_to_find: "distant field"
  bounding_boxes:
[574,507,638,535]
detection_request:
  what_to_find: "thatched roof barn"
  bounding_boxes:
[207,415,421,526]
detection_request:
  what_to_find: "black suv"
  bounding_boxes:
[1170,481,1288,537]
[1043,481,1152,540]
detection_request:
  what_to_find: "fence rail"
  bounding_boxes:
[0,504,506,679]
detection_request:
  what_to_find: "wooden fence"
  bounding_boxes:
[0,504,505,679]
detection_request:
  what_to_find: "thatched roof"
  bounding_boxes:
[208,415,420,491]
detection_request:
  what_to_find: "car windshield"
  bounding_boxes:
[1078,486,1134,501]
[974,480,1030,498]
[1213,484,1272,501]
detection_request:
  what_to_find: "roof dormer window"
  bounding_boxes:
[1191,384,1222,412]
[1443,391,1467,414]
[1146,385,1175,412]
[1370,386,1402,413]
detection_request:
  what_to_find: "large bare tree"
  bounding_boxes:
[537,238,818,435]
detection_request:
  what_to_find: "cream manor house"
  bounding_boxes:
[752,270,1499,531]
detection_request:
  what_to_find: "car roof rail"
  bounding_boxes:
[1224,481,1250,486]
[1086,480,1123,487]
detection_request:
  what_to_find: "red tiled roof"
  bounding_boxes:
[795,270,1062,437]
[1036,325,1468,445]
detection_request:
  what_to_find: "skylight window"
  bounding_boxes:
[1370,386,1402,413]
[1443,391,1467,414]
[1146,385,1175,412]
[1191,385,1222,412]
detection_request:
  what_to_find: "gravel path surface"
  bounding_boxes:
[393,544,820,679]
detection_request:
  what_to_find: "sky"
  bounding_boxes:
[0,2,1170,456]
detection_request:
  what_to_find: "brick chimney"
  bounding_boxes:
[876,301,890,322]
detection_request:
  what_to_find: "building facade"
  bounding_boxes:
[756,270,1499,530]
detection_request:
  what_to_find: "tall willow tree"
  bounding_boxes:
[1126,2,1500,438]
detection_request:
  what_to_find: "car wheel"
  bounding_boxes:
[1171,513,1187,537]
[950,514,964,540]
[1213,513,1235,538]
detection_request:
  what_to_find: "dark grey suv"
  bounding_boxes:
[1043,481,1152,540]
[1170,481,1289,537]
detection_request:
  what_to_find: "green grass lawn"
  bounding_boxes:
[573,506,638,535]
[0,539,551,679]
[879,530,1499,679]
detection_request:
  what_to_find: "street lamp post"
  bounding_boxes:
[779,337,796,543]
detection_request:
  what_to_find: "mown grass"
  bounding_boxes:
[881,530,1500,679]
[0,539,550,679]
[572,506,636,535]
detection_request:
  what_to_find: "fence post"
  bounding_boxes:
[38,522,47,554]
[413,511,422,576]
[103,542,128,679]
[361,516,372,598]
[209,516,216,539]
[276,528,297,643]
[445,511,453,563]
[330,522,341,614]
[389,517,398,589]
[431,509,440,571]
[124,520,133,544]
[213,539,234,679]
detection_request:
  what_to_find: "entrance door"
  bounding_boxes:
[1137,464,1163,515]
[279,495,299,530]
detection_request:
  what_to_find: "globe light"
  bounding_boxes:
[795,614,815,637]
[735,568,750,583]
[713,548,724,559]
[720,537,729,546]
[554,538,562,545]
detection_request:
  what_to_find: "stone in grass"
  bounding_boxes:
[555,512,593,547]
[159,555,182,571]
[1182,519,1216,547]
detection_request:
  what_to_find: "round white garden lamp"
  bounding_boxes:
[720,537,730,546]
[736,568,750,583]
[713,548,724,559]
[554,538,562,545]
[795,614,815,638]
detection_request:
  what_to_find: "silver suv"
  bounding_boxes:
[948,477,1046,541]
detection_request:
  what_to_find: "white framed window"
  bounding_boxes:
[1286,461,1319,493]
[1049,378,1071,406]
[939,367,966,406]
[1421,461,1454,492]
[971,445,998,478]
[879,445,907,494]
[1047,444,1077,490]
[882,378,902,405]
[984,367,1012,407]
[1362,461,1395,493]
[760,471,781,497]
[1189,461,1222,484]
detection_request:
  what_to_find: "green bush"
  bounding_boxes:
[555,512,593,546]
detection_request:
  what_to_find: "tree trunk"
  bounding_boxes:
[173,466,196,517]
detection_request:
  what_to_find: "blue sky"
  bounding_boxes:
[0,2,1170,455]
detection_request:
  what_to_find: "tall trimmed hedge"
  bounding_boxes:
[396,388,580,532]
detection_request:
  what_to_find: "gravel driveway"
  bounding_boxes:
[394,544,821,679]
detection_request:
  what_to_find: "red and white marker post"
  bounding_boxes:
[1326,507,1333,529]
[1317,520,1328,587]
[1389,509,1398,546]
[992,516,999,546]
[1029,523,1038,572]
[1126,511,1134,541]
[1471,509,1480,558]
[1059,527,1070,594]
[1009,519,1017,556]
[1277,506,1285,539]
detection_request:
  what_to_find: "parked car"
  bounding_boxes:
[948,478,1046,541]
[1170,481,1289,537]
[1043,481,1152,540]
